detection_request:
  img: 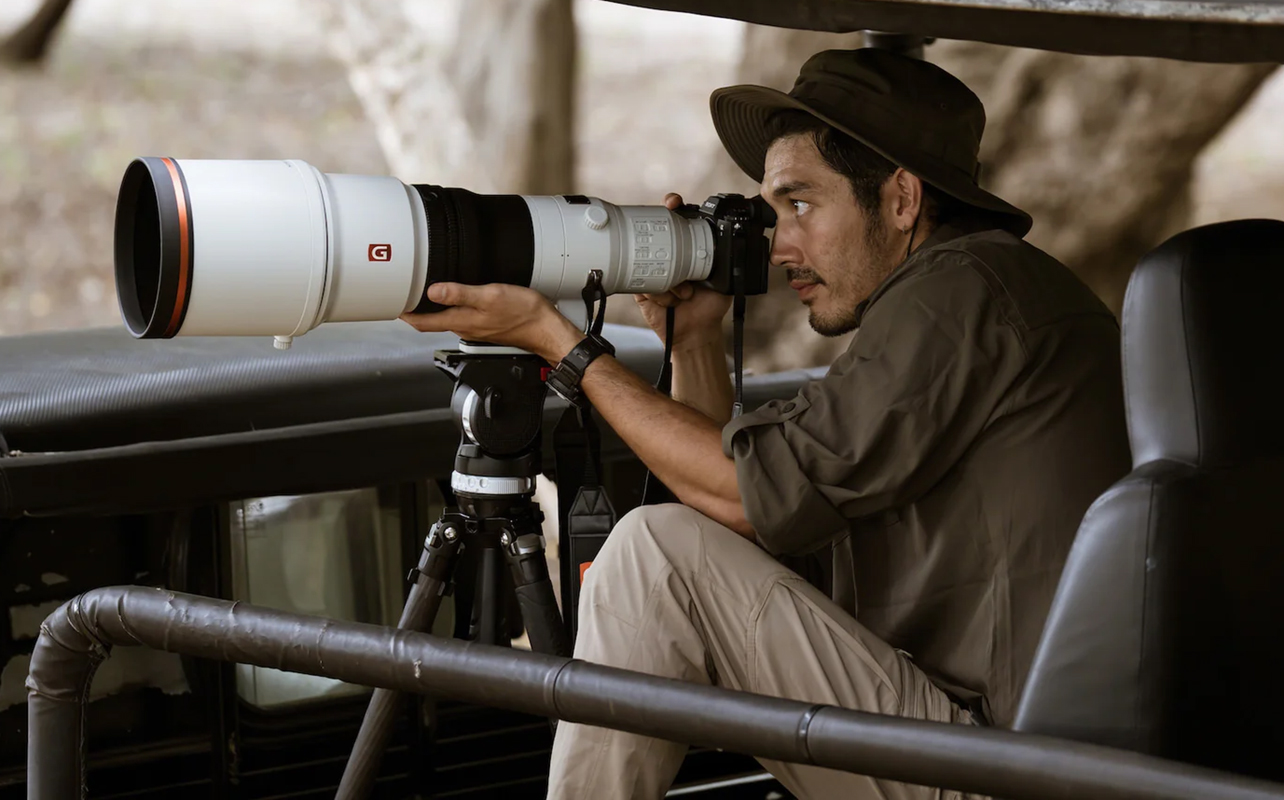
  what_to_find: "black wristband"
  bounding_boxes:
[546,333,615,408]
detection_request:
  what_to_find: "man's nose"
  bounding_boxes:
[769,234,799,268]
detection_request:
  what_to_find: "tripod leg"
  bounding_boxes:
[336,522,463,800]
[503,530,571,658]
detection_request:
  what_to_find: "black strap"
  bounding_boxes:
[554,271,617,641]
[583,269,607,338]
[655,306,675,396]
[577,270,608,484]
[732,271,747,419]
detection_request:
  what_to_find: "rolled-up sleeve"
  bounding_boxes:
[724,259,1026,556]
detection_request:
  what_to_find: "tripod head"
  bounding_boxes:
[435,343,549,500]
[428,343,572,651]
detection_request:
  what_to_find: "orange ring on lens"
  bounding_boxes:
[160,157,191,337]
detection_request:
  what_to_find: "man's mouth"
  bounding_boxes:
[790,281,820,301]
[787,269,822,299]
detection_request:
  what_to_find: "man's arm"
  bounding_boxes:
[670,333,734,426]
[545,323,752,538]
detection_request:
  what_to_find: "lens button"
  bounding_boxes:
[584,206,609,230]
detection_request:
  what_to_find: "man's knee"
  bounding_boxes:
[581,504,710,594]
[604,503,709,562]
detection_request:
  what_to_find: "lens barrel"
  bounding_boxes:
[114,157,194,338]
[112,158,725,343]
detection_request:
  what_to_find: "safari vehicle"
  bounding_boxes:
[2,1,1284,798]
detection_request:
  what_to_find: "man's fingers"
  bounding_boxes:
[426,281,480,307]
[637,284,693,306]
[642,292,682,308]
[663,192,684,210]
[400,306,483,333]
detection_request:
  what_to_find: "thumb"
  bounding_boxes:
[427,282,475,307]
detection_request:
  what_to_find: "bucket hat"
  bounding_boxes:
[710,47,1032,237]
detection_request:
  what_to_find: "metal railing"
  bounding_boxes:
[26,586,1284,800]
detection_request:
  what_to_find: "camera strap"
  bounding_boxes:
[554,271,617,641]
[732,276,747,419]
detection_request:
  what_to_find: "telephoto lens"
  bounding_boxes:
[113,157,730,346]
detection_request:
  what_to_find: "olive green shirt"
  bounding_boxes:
[723,219,1131,727]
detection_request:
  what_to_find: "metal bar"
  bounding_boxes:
[26,587,1284,800]
[603,0,1284,63]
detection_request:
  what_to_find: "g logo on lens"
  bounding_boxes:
[368,243,392,262]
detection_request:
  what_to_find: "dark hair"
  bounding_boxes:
[763,109,960,229]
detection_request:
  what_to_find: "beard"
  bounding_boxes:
[785,267,850,336]
[808,304,861,337]
[803,221,897,337]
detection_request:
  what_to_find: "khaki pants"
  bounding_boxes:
[547,504,982,800]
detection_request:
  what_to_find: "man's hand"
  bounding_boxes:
[634,193,731,351]
[400,282,582,364]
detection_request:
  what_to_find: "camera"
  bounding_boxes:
[112,157,775,344]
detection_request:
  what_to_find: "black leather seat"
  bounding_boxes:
[1013,219,1284,782]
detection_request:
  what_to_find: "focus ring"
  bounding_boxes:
[410,186,536,315]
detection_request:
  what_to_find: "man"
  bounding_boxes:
[402,48,1131,799]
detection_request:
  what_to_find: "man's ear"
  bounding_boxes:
[888,168,924,233]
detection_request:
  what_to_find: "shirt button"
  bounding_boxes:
[782,402,796,413]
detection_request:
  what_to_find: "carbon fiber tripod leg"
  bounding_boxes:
[503,528,571,658]
[336,522,462,800]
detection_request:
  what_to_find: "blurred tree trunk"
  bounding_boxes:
[447,0,576,194]
[1,0,74,66]
[318,0,575,194]
[698,29,1275,374]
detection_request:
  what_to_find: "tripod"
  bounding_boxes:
[336,344,570,799]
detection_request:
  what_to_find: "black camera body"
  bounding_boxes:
[692,193,776,297]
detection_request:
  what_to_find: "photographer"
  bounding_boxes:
[402,47,1131,800]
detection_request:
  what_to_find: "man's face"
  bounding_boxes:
[760,134,902,337]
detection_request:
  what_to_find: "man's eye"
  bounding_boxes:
[791,199,811,214]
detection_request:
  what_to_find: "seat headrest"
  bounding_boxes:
[1123,219,1284,468]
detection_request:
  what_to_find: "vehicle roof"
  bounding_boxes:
[605,0,1284,63]
[0,321,819,517]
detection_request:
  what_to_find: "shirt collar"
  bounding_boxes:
[852,215,998,327]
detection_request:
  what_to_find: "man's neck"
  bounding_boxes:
[908,220,935,258]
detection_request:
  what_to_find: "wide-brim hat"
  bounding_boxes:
[710,48,1032,237]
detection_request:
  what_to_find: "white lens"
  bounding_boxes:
[315,173,429,324]
[176,159,330,337]
[114,158,722,343]
[522,197,714,299]
[114,157,429,340]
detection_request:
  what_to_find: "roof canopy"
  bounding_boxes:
[604,0,1284,62]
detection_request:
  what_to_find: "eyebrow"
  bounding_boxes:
[771,180,814,198]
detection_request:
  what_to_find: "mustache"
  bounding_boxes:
[786,267,824,285]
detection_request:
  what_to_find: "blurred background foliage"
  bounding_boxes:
[1,0,1281,373]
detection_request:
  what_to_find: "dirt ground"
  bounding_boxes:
[0,0,1280,338]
